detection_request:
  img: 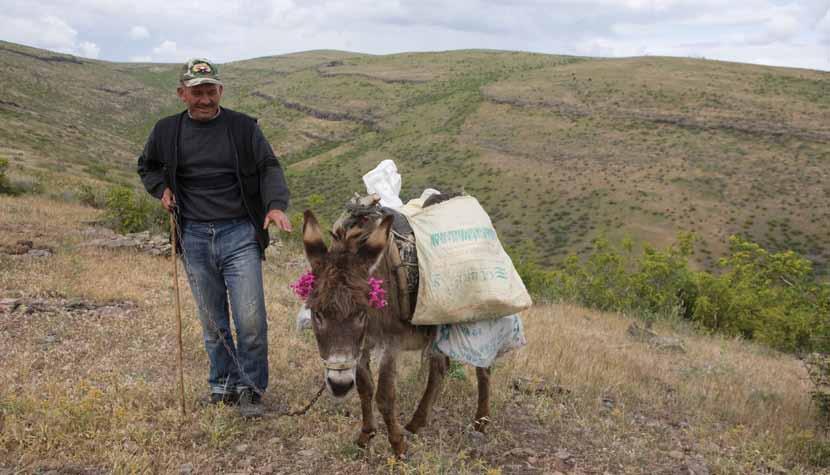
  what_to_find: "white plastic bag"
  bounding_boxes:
[362,159,403,208]
[398,195,533,325]
[295,304,312,332]
[433,314,527,368]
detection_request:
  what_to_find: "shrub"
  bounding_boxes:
[569,237,635,312]
[693,236,829,352]
[516,232,830,354]
[104,186,166,234]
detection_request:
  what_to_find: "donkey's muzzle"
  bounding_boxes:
[327,377,355,397]
[322,357,357,398]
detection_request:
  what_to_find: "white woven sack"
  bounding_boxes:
[398,195,532,325]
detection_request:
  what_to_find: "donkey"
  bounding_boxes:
[301,210,492,456]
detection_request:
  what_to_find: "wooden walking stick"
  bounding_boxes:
[170,213,187,416]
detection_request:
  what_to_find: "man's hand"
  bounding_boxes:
[161,187,176,213]
[263,209,292,232]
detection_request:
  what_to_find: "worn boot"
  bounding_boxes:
[211,392,239,405]
[238,388,264,418]
[200,392,238,407]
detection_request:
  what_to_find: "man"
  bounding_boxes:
[137,58,291,418]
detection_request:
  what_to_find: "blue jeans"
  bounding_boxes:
[180,217,268,395]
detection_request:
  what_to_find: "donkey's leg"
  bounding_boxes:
[405,354,448,434]
[355,350,377,447]
[375,350,406,456]
[473,366,491,432]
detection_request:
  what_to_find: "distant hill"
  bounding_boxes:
[1,40,828,272]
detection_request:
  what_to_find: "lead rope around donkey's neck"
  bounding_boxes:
[170,206,325,416]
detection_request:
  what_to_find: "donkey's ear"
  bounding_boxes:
[303,210,328,271]
[359,214,394,273]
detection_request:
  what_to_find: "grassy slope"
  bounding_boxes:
[0,195,823,474]
[0,41,180,191]
[1,41,829,273]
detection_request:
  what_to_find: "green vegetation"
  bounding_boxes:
[103,185,166,234]
[2,41,829,276]
[516,234,830,354]
[0,158,10,193]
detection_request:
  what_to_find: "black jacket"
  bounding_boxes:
[137,108,290,254]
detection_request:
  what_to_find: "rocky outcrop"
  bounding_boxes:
[250,91,380,131]
[0,296,136,318]
[1,240,53,258]
[83,229,172,256]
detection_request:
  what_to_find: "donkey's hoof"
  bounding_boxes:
[356,428,376,448]
[390,436,407,457]
[473,416,490,433]
[404,421,424,435]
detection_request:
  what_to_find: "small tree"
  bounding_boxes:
[631,233,697,320]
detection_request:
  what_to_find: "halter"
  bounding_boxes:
[322,358,357,371]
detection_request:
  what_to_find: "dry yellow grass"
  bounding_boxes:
[0,195,826,474]
[505,305,817,471]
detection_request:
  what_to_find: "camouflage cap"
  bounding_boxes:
[179,58,222,87]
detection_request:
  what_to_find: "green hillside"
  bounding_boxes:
[1,40,828,272]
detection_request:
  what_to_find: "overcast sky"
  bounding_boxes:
[1,0,828,71]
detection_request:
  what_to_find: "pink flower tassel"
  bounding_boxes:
[290,271,316,300]
[368,277,387,309]
[290,271,387,309]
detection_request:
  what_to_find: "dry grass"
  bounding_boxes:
[506,305,818,472]
[0,195,826,474]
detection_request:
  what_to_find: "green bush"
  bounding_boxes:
[104,186,166,234]
[693,236,830,352]
[516,233,830,354]
[631,234,697,320]
[525,235,695,320]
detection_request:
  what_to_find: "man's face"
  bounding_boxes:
[177,83,223,121]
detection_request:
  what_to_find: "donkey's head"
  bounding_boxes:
[302,210,393,398]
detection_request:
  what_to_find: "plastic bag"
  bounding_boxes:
[433,314,526,367]
[362,159,403,208]
[295,304,312,332]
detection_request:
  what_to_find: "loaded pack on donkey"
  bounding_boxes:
[292,159,533,456]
